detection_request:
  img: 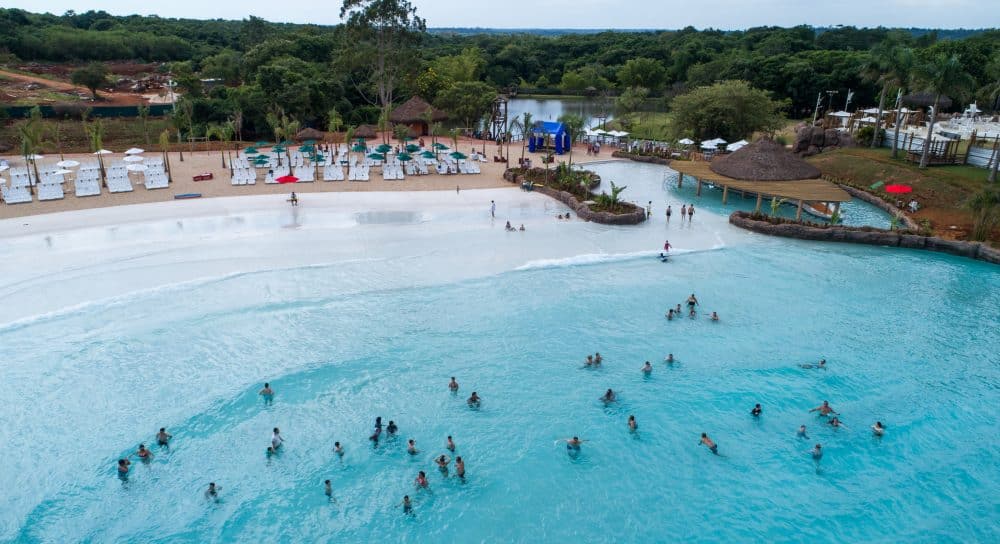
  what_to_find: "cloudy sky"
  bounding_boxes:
[10,0,998,29]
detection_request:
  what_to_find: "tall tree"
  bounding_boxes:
[520,112,533,164]
[159,128,173,184]
[912,54,975,168]
[861,43,913,150]
[71,63,109,100]
[137,104,150,146]
[670,80,786,142]
[339,0,426,146]
[18,107,45,191]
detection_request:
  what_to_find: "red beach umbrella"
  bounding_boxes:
[276,175,299,184]
[884,184,912,194]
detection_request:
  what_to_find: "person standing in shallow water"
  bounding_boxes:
[449,377,459,392]
[666,205,672,221]
[688,204,694,220]
[259,383,274,405]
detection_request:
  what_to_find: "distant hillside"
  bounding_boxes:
[430,27,992,39]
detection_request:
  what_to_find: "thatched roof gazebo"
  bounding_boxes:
[903,92,953,110]
[390,96,447,136]
[355,124,378,139]
[295,127,325,142]
[710,138,821,181]
[671,138,849,220]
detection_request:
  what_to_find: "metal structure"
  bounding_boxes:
[487,96,509,143]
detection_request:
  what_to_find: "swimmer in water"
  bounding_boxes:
[751,404,762,417]
[136,443,153,461]
[387,421,398,435]
[828,417,847,429]
[710,311,719,321]
[667,309,674,320]
[271,427,284,450]
[334,442,344,456]
[642,361,653,374]
[665,353,675,364]
[446,436,456,452]
[117,458,131,479]
[699,433,718,455]
[407,439,419,455]
[324,480,336,502]
[809,401,838,416]
[585,355,594,366]
[602,388,616,403]
[467,392,481,407]
[266,445,277,457]
[259,382,274,404]
[401,495,413,514]
[156,427,172,446]
[415,471,429,488]
[675,304,682,315]
[686,294,699,309]
[205,482,220,501]
[628,415,637,432]
[455,456,466,479]
[436,454,450,473]
[811,444,823,460]
[562,437,586,450]
[595,352,603,364]
[799,358,827,369]
[797,425,809,438]
[448,377,459,391]
[370,417,383,442]
[872,421,885,436]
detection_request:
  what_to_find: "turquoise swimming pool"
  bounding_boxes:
[2,163,997,543]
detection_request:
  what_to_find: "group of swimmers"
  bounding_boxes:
[504,221,526,231]
[666,293,719,321]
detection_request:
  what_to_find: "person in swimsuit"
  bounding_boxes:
[811,444,823,460]
[799,359,827,369]
[686,294,699,309]
[467,392,481,407]
[156,428,172,446]
[117,458,131,479]
[641,361,653,374]
[401,495,413,514]
[324,480,335,502]
[448,377,459,391]
[828,417,847,429]
[809,401,838,416]
[271,428,284,450]
[436,454,450,473]
[628,415,638,432]
[205,482,221,501]
[663,240,671,253]
[666,205,672,221]
[266,445,278,458]
[387,421,398,435]
[446,436,456,452]
[136,444,153,461]
[699,433,718,455]
[370,417,383,442]
[594,353,603,365]
[710,311,719,321]
[415,471,429,489]
[689,306,696,317]
[872,421,885,436]
[681,204,687,217]
[407,439,419,455]
[602,389,616,403]
[666,309,674,320]
[751,404,762,417]
[563,437,586,450]
[585,355,594,366]
[334,442,344,456]
[688,204,694,219]
[259,383,274,405]
[455,456,466,479]
[797,425,809,438]
[665,353,675,364]
[675,304,682,315]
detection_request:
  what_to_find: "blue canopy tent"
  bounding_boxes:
[527,121,568,155]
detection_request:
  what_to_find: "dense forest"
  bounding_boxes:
[1,7,997,140]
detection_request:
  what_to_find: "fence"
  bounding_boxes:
[880,131,999,169]
[2,104,174,119]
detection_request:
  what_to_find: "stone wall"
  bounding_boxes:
[610,151,672,165]
[503,168,647,225]
[729,212,1000,265]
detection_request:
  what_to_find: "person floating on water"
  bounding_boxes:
[699,433,718,455]
[828,417,847,429]
[675,304,682,315]
[809,401,838,416]
[370,417,383,442]
[872,421,885,436]
[205,482,221,501]
[271,428,284,450]
[156,427,172,447]
[259,383,274,405]
[446,436,456,452]
[797,425,809,438]
[751,404,762,417]
[415,471,429,489]
[467,392,481,408]
[602,388,616,403]
[811,444,823,460]
[519,224,525,231]
[628,415,638,432]
[505,220,514,231]
[387,421,398,435]
[799,359,827,369]
[449,377,459,392]
[642,361,653,374]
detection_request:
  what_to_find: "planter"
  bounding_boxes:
[504,167,647,225]
[611,151,672,165]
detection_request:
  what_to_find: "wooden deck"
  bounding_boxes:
[670,161,852,203]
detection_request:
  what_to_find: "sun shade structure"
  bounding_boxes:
[124,148,145,155]
[710,138,821,181]
[295,128,325,141]
[903,92,952,109]
[355,124,378,139]
[389,96,447,136]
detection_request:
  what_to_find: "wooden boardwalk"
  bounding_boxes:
[670,161,851,203]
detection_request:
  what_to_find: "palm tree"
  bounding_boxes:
[862,43,911,149]
[231,109,244,144]
[449,127,460,152]
[344,125,355,162]
[137,104,150,145]
[520,112,533,165]
[558,113,585,170]
[159,129,173,184]
[979,59,1000,182]
[913,54,975,168]
[967,187,1000,241]
[506,117,522,168]
[84,119,106,187]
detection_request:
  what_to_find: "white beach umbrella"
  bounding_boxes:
[726,140,749,152]
[126,163,148,172]
[0,164,9,172]
[830,111,852,118]
[124,147,145,155]
[93,149,114,155]
[123,155,145,163]
[54,169,73,175]
[678,138,695,145]
[56,159,80,168]
[27,154,45,160]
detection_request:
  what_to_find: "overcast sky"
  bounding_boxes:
[10,0,998,29]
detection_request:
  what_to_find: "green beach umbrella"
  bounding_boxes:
[420,151,436,158]
[367,153,385,160]
[449,151,468,160]
[405,144,421,153]
[299,144,315,152]
[243,146,258,154]
[255,140,269,147]
[303,139,316,145]
[433,143,449,150]
[280,139,293,146]
[352,144,368,152]
[397,152,413,162]
[376,143,393,153]
[253,157,270,166]
[313,153,325,162]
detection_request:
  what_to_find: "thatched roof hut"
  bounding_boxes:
[709,138,821,181]
[295,127,325,141]
[355,124,378,139]
[903,92,953,109]
[390,96,447,136]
